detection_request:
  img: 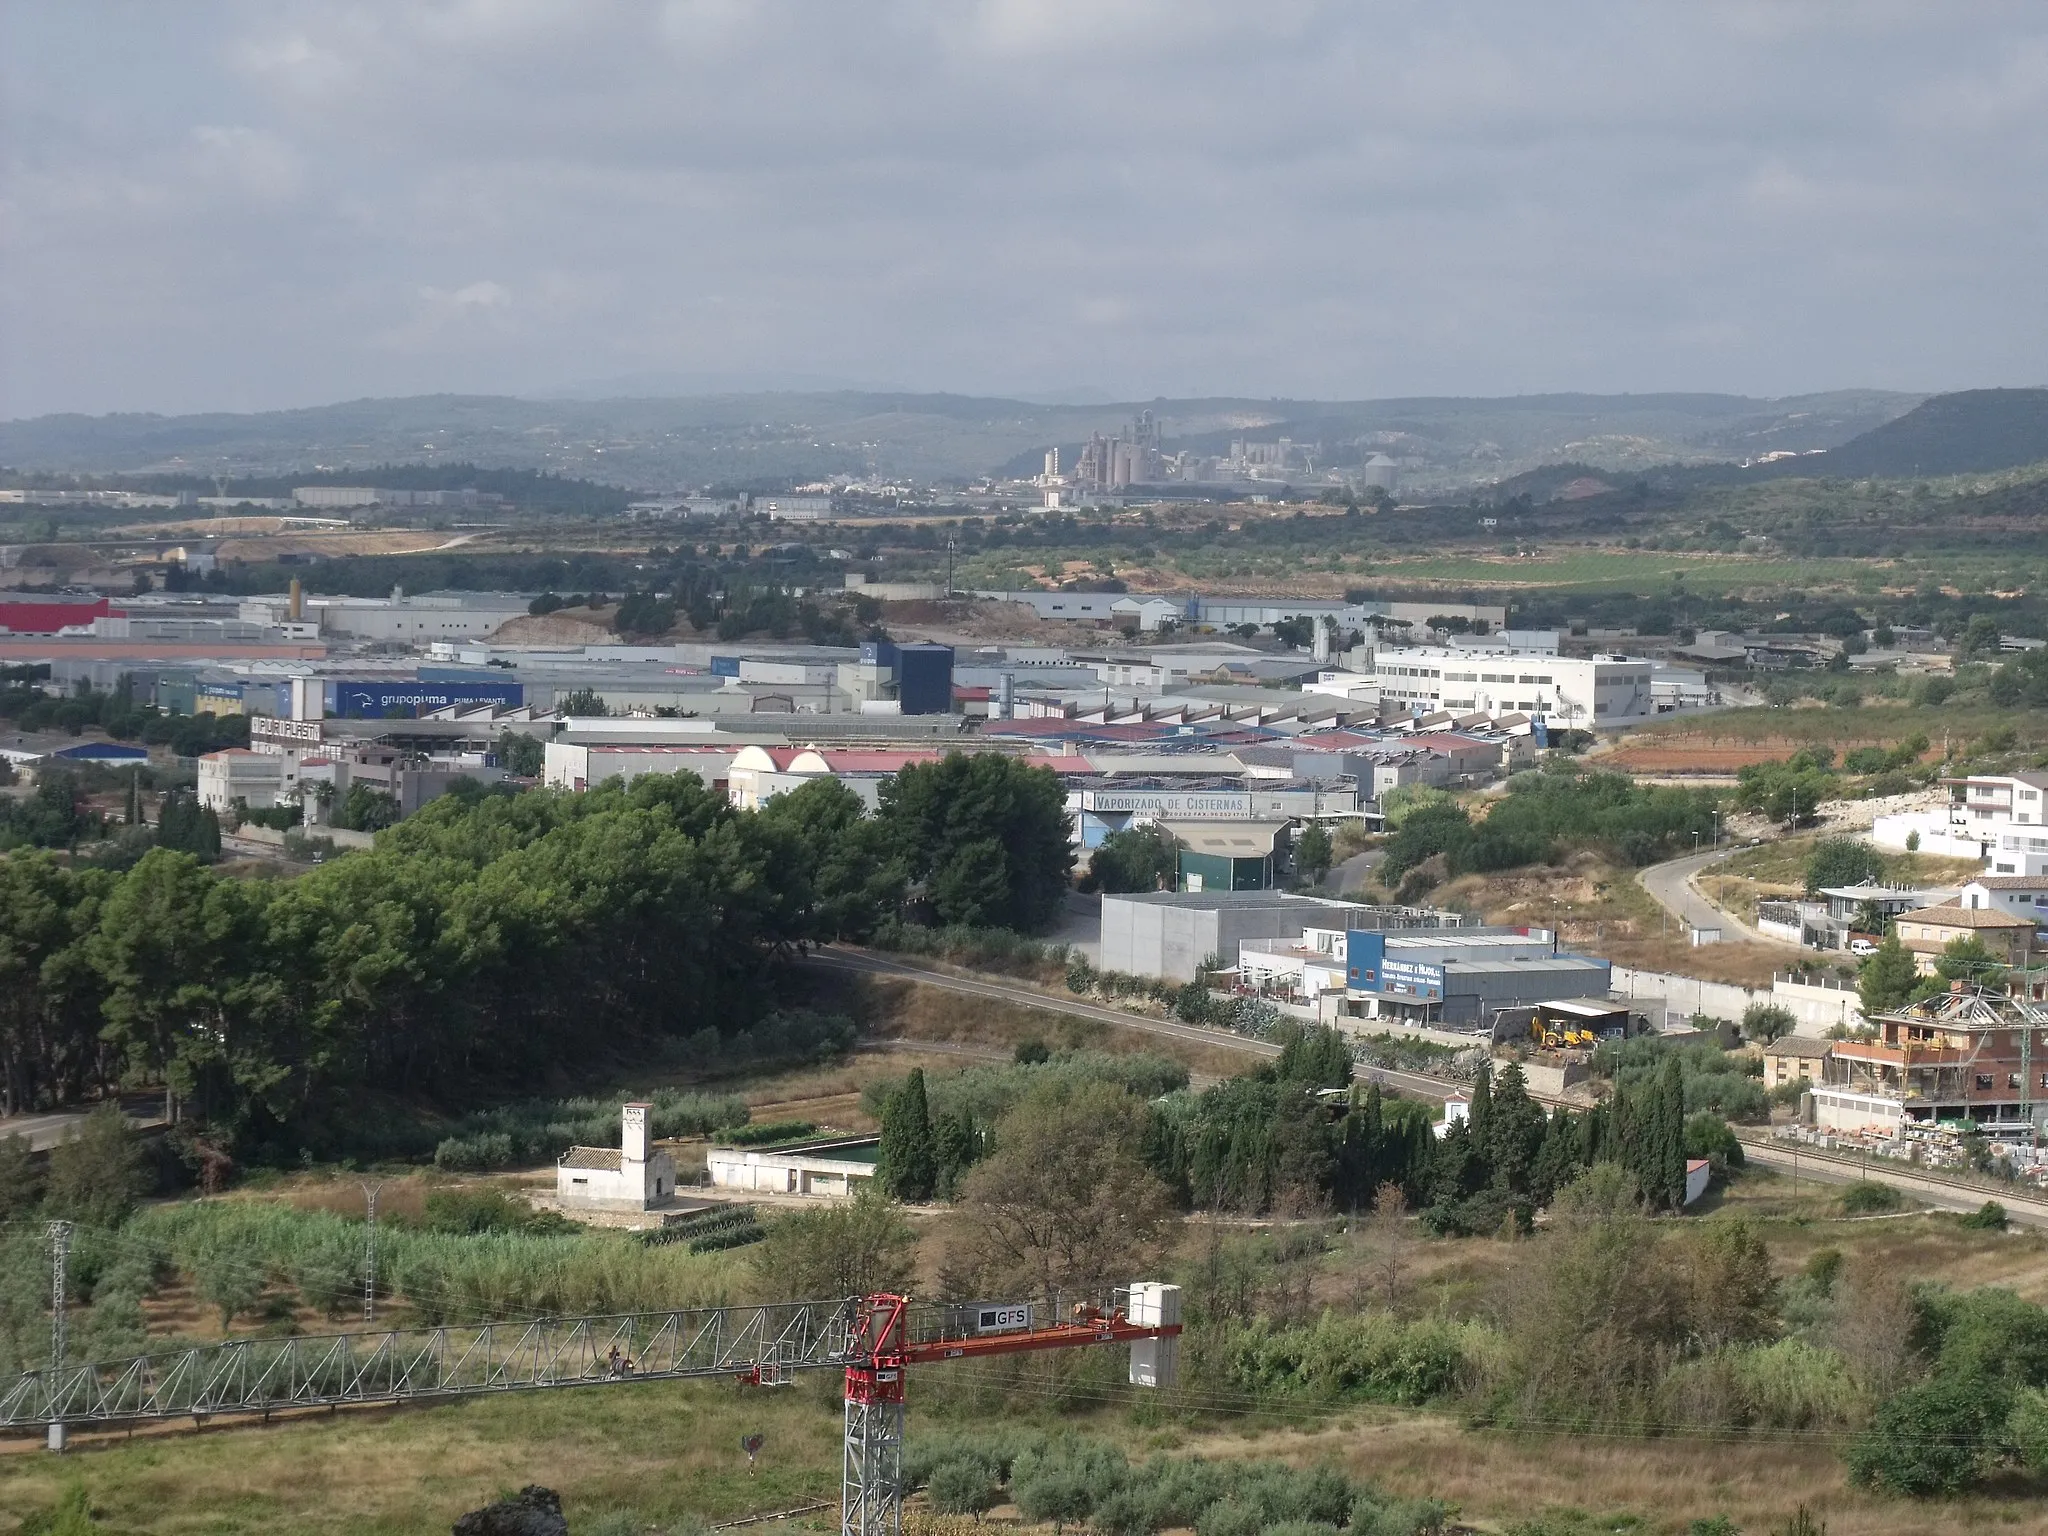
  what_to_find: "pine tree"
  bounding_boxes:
[877,1068,937,1201]
[1430,1115,1481,1204]
[1858,934,1919,1017]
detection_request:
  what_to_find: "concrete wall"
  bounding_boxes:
[1101,900,1220,982]
[1519,1059,1589,1097]
[1610,966,1763,1028]
[1772,976,1866,1036]
[1610,964,1862,1038]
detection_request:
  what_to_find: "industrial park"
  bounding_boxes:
[7,5,2048,1536]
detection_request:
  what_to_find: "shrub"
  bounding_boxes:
[434,1133,515,1172]
[1838,1181,1902,1215]
[1222,1313,1478,1404]
[1846,1377,1989,1496]
[717,1120,816,1147]
[927,1459,1001,1521]
[1959,1200,2008,1230]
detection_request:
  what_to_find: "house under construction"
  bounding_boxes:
[1816,984,2048,1141]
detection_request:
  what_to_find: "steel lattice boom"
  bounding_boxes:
[0,1300,855,1430]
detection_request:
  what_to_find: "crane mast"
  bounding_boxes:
[835,1285,1182,1536]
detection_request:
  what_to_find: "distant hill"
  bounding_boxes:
[0,387,1925,490]
[1790,387,2048,478]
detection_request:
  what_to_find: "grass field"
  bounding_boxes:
[1621,703,2048,756]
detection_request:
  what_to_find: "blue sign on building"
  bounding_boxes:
[329,679,524,718]
[1345,932,1445,1000]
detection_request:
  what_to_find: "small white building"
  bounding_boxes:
[556,1103,678,1212]
[197,748,286,811]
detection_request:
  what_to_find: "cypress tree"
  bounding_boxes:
[1654,1056,1688,1210]
[1530,1108,1580,1206]
[125,769,140,826]
[877,1068,937,1201]
[1489,1062,1545,1195]
[1360,1081,1385,1195]
[1466,1061,1495,1188]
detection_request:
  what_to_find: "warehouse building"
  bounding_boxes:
[1343,927,1611,1027]
[1164,820,1293,891]
[1099,891,1451,983]
[1366,647,1657,730]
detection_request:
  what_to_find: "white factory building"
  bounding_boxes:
[237,590,530,642]
[1357,647,1657,730]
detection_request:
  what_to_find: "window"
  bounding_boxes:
[1976,1074,1995,1091]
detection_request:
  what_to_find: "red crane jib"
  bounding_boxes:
[837,1293,1181,1406]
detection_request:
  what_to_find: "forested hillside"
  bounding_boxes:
[0,756,1070,1159]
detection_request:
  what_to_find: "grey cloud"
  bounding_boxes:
[2,0,2044,418]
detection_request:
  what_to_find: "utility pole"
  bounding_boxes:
[361,1182,382,1325]
[944,537,956,599]
[48,1220,71,1452]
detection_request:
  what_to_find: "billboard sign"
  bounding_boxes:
[1381,957,1445,998]
[331,680,524,718]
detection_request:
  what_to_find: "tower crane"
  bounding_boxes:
[0,1282,1182,1536]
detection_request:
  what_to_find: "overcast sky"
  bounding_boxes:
[3,1,2045,419]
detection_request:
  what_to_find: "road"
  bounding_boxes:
[0,1095,166,1152]
[1637,845,1769,943]
[1323,848,1381,897]
[806,949,1282,1059]
[807,949,1468,1105]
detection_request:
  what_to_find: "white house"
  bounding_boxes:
[1958,876,2048,927]
[556,1103,678,1213]
[1949,772,2048,829]
[1988,830,2048,877]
